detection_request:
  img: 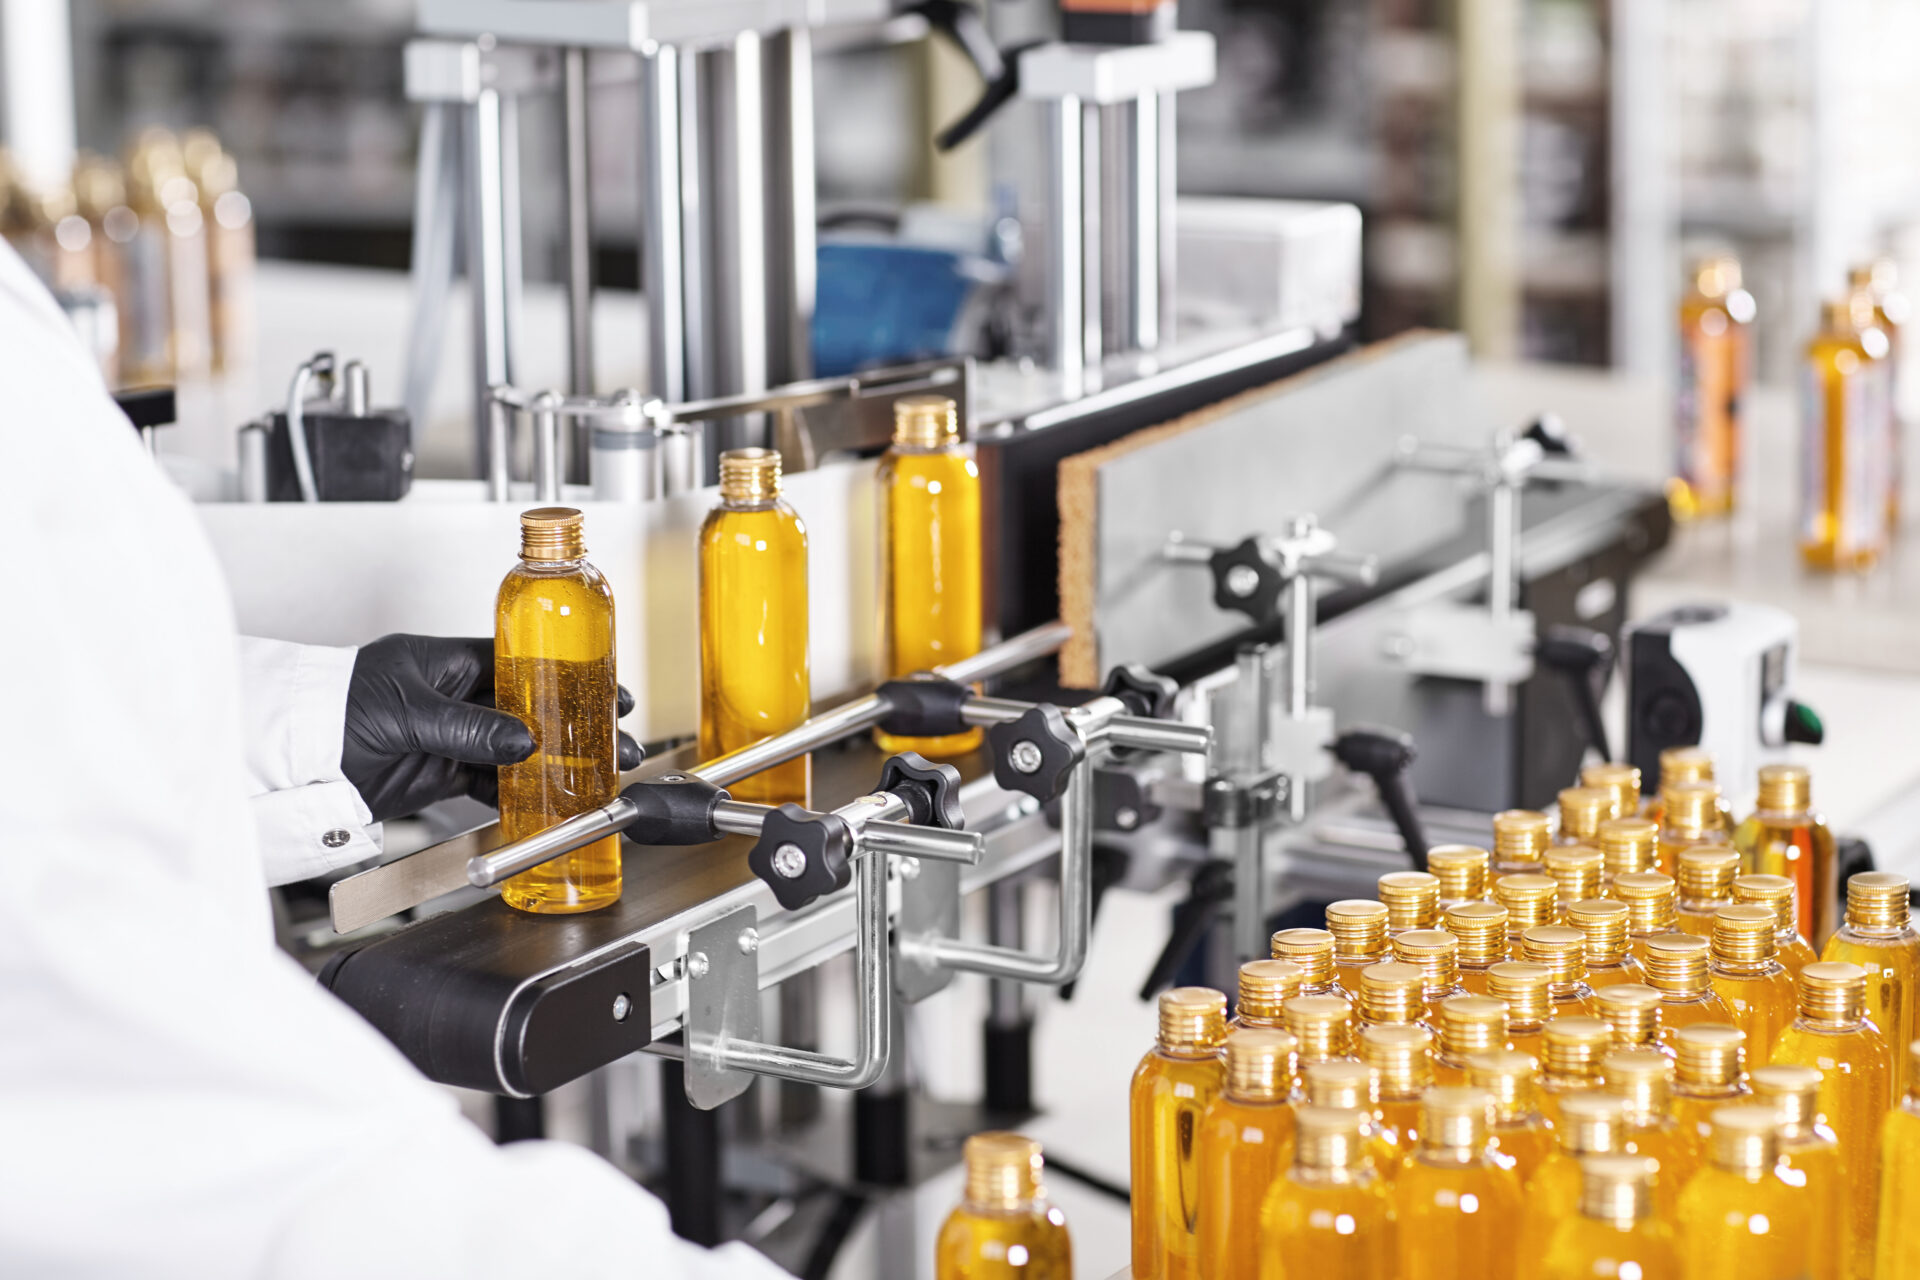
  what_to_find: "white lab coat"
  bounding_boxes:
[0,243,791,1280]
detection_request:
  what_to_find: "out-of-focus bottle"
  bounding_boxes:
[1593,983,1665,1053]
[495,509,622,913]
[699,448,811,805]
[1325,899,1391,988]
[1466,1048,1553,1182]
[1544,847,1604,920]
[1710,904,1800,1055]
[1443,901,1508,995]
[1522,925,1597,1014]
[1671,1024,1751,1146]
[1851,260,1909,530]
[1282,995,1356,1071]
[1232,959,1306,1032]
[1196,1028,1299,1280]
[71,154,130,381]
[936,1132,1072,1280]
[1876,1040,1920,1280]
[1355,962,1426,1036]
[1257,1106,1394,1280]
[1677,845,1741,938]
[1599,817,1661,887]
[1130,987,1229,1280]
[1359,1023,1433,1159]
[1676,1106,1816,1280]
[1491,809,1552,875]
[1645,747,1730,832]
[1494,874,1558,956]
[1733,873,1821,980]
[182,131,255,377]
[1567,899,1644,989]
[1735,764,1840,945]
[1663,780,1734,872]
[1435,995,1508,1085]
[1803,292,1893,572]
[1393,1087,1525,1280]
[1428,845,1490,907]
[1521,1091,1629,1259]
[122,129,211,383]
[1640,933,1736,1037]
[1542,1155,1681,1280]
[1616,872,1680,961]
[1823,871,1920,1096]
[1559,787,1616,848]
[1298,1060,1400,1176]
[1750,1063,1847,1280]
[1271,928,1342,998]
[1378,871,1441,935]
[1770,961,1894,1275]
[1672,254,1756,521]
[1539,1016,1613,1125]
[874,394,982,757]
[1583,762,1644,822]
[1488,961,1554,1062]
[1601,1046,1700,1215]
[1392,929,1467,1016]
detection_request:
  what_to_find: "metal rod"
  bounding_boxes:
[1080,99,1103,374]
[1232,645,1273,959]
[561,45,595,482]
[640,45,686,403]
[1101,715,1213,756]
[468,795,637,887]
[1286,574,1312,724]
[861,823,983,864]
[485,390,514,502]
[532,391,564,501]
[1486,479,1517,717]
[468,87,515,482]
[1127,92,1160,353]
[1047,95,1084,395]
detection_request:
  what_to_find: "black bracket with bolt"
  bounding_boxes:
[1202,770,1287,828]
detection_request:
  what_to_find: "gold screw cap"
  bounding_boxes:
[1599,818,1660,879]
[1439,995,1509,1059]
[1732,875,1799,936]
[1544,846,1604,905]
[517,507,586,561]
[1559,787,1617,842]
[1756,762,1811,813]
[1521,924,1589,989]
[1600,1046,1673,1122]
[1283,995,1354,1062]
[1392,929,1460,992]
[1583,763,1643,817]
[964,1132,1044,1209]
[1797,961,1868,1023]
[1847,871,1912,929]
[1325,899,1391,962]
[1157,987,1228,1053]
[1486,961,1554,1026]
[1358,962,1426,1026]
[1237,959,1307,1022]
[1225,1027,1298,1101]
[1640,932,1711,995]
[718,447,782,502]
[1378,872,1441,931]
[1663,781,1722,839]
[1673,1023,1746,1088]
[1659,746,1715,786]
[1465,1048,1538,1118]
[1556,1092,1628,1155]
[1428,845,1491,902]
[892,394,960,447]
[1750,1063,1822,1135]
[1710,904,1778,965]
[1579,1154,1656,1226]
[1542,1017,1613,1080]
[1294,1106,1368,1170]
[1303,1059,1378,1110]
[1271,928,1336,987]
[1592,984,1662,1046]
[1614,872,1678,935]
[1444,901,1509,964]
[1677,845,1741,903]
[1359,1023,1434,1096]
[1420,1086,1494,1154]
[1494,873,1558,930]
[1566,899,1631,963]
[1493,810,1552,869]
[1707,1105,1780,1175]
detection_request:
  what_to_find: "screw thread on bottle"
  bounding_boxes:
[1542,1017,1613,1081]
[1732,875,1801,942]
[1522,925,1590,993]
[718,447,782,503]
[891,394,961,448]
[518,506,587,561]
[1360,1024,1435,1098]
[1465,1048,1539,1120]
[1284,996,1354,1063]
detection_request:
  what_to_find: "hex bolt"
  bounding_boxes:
[737,928,759,955]
[771,843,808,879]
[611,992,632,1021]
[686,952,710,979]
[1115,806,1140,830]
[1009,740,1044,774]
[1224,564,1261,599]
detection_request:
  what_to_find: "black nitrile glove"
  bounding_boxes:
[341,634,642,823]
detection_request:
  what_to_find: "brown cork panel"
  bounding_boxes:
[1056,331,1446,687]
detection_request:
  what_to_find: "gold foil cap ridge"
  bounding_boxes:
[1494,873,1558,930]
[1598,817,1660,878]
[1224,1027,1298,1101]
[1710,904,1778,965]
[1236,959,1307,1022]
[517,506,587,561]
[718,447,783,503]
[1270,928,1337,987]
[1325,899,1391,961]
[1492,810,1552,868]
[1848,872,1912,929]
[1544,846,1604,906]
[1755,762,1811,813]
[1428,845,1492,902]
[1378,872,1442,931]
[1592,984,1663,1047]
[1156,987,1228,1053]
[1673,1024,1747,1088]
[1797,961,1868,1023]
[1613,872,1679,935]
[1358,961,1426,1025]
[1486,961,1554,1026]
[1640,932,1711,995]
[1391,928,1461,993]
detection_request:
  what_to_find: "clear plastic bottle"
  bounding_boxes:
[1736,764,1840,946]
[936,1132,1072,1280]
[1677,844,1742,938]
[1378,871,1441,936]
[1615,871,1680,962]
[1802,293,1893,571]
[1130,988,1229,1280]
[1444,901,1509,997]
[1491,809,1552,876]
[1487,961,1555,1063]
[875,395,983,758]
[1355,962,1426,1037]
[1559,787,1617,848]
[1326,899,1392,989]
[1521,1091,1630,1260]
[1600,1046,1700,1215]
[1644,748,1733,840]
[1539,1016,1613,1127]
[1710,904,1800,1058]
[1750,1063,1847,1280]
[1671,1024,1752,1148]
[1539,1154,1681,1280]
[1257,1106,1394,1280]
[1821,871,1920,1094]
[1393,1087,1526,1280]
[1427,844,1491,908]
[1676,1106,1817,1280]
[1392,929,1467,1017]
[1544,847,1604,922]
[1197,1028,1299,1280]
[1672,253,1754,521]
[495,508,622,914]
[1521,925,1597,1015]
[1435,996,1509,1086]
[698,448,811,805]
[1494,875,1558,958]
[1271,928,1343,999]
[1734,873,1822,981]
[1358,1023,1433,1156]
[1568,899,1645,989]
[1466,1048,1554,1184]
[1231,959,1306,1032]
[1639,932,1735,1038]
[1876,1041,1920,1280]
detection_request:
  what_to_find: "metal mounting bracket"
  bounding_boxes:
[894,859,961,1003]
[683,905,762,1109]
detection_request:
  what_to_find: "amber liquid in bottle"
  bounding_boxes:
[936,1133,1072,1280]
[1734,873,1822,981]
[1641,932,1735,1039]
[1877,1044,1920,1280]
[1822,871,1920,1096]
[1520,1092,1629,1263]
[1394,1088,1525,1280]
[875,395,983,758]
[1258,1107,1394,1280]
[1676,1107,1817,1280]
[1802,293,1892,572]
[1671,1024,1751,1150]
[1736,765,1840,945]
[1601,1047,1700,1216]
[1672,253,1752,520]
[1539,1154,1682,1280]
[496,508,622,913]
[1197,1029,1298,1280]
[1751,1064,1848,1280]
[1709,905,1800,1059]
[698,449,811,805]
[1467,1049,1554,1184]
[1132,988,1229,1280]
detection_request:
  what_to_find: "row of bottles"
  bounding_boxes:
[487,394,982,912]
[1802,262,1909,571]
[0,128,255,385]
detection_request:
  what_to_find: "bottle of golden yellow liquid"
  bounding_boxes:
[1131,988,1228,1280]
[182,131,255,376]
[1823,871,1920,1096]
[1600,1046,1700,1214]
[1271,928,1342,998]
[1736,764,1840,945]
[1568,899,1645,989]
[1298,1060,1401,1176]
[495,509,622,914]
[1467,1048,1554,1182]
[1645,748,1731,833]
[1283,995,1356,1071]
[1677,844,1741,937]
[1522,925,1597,1014]
[1325,899,1391,989]
[1356,962,1426,1036]
[1428,844,1491,908]
[1750,1063,1847,1280]
[1853,259,1910,530]
[1521,1091,1629,1257]
[1495,875,1558,957]
[1257,1106,1395,1280]
[1672,254,1754,521]
[936,1132,1071,1280]
[1492,809,1552,875]
[1710,904,1800,1056]
[1232,959,1306,1032]
[1378,870,1441,935]
[698,448,810,805]
[1615,872,1680,962]
[1671,1024,1751,1145]
[1585,762,1644,821]
[1640,932,1735,1036]
[1488,961,1554,1061]
[1196,1029,1299,1280]
[1876,1040,1920,1280]
[1544,847,1604,921]
[1599,817,1661,888]
[1542,1155,1682,1280]
[1435,995,1509,1085]
[1770,960,1894,1276]
[1560,787,1618,848]
[1676,1105,1817,1280]
[1663,780,1734,872]
[1444,901,1508,995]
[1359,1023,1433,1157]
[1734,873,1821,981]
[1593,983,1665,1053]
[1395,1087,1526,1280]
[1802,292,1893,572]
[875,395,982,758]
[1393,929,1468,1016]
[1539,1017,1613,1125]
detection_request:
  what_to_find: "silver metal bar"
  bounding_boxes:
[1047,95,1084,394]
[1286,574,1312,723]
[986,879,1026,1028]
[1101,715,1212,756]
[861,822,984,864]
[1128,93,1160,352]
[1232,645,1273,959]
[562,46,595,482]
[467,87,515,481]
[468,795,636,887]
[1486,478,1517,717]
[640,46,686,403]
[343,360,371,417]
[941,621,1072,684]
[1080,100,1103,373]
[762,26,815,386]
[485,390,514,501]
[532,391,564,501]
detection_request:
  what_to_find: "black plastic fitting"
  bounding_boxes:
[875,677,974,739]
[618,773,730,846]
[878,752,966,831]
[987,704,1086,804]
[748,804,855,911]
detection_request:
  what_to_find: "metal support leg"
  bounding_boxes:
[853,991,912,1187]
[561,46,595,481]
[403,101,460,441]
[1100,95,1161,356]
[467,87,519,482]
[660,1058,724,1245]
[1047,96,1085,396]
[640,46,687,404]
[776,971,822,1128]
[983,879,1033,1114]
[1230,645,1275,959]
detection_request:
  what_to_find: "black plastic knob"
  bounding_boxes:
[878,753,966,831]
[748,804,855,911]
[1100,663,1179,721]
[1207,537,1284,623]
[987,703,1086,804]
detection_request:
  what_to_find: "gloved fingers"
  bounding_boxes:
[617,684,635,718]
[408,694,537,767]
[411,635,496,699]
[618,731,644,771]
[464,765,501,809]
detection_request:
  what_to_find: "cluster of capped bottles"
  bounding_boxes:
[1119,750,1920,1280]
[487,394,982,913]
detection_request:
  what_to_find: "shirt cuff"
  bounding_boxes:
[251,783,385,888]
[287,642,360,788]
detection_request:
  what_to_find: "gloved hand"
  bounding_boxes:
[342,634,643,823]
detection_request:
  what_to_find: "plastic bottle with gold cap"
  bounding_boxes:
[1615,872,1680,962]
[1359,1023,1433,1161]
[875,395,983,757]
[1875,1040,1920,1280]
[1599,817,1661,887]
[1435,996,1509,1085]
[1543,847,1603,921]
[1822,870,1920,1093]
[1494,874,1558,957]
[1378,870,1440,936]
[1592,983,1665,1053]
[1710,904,1799,1056]
[1750,1064,1847,1280]
[1676,1105,1817,1280]
[699,448,810,805]
[1539,1016,1614,1125]
[1672,253,1755,521]
[1428,845,1490,907]
[1521,1091,1630,1258]
[494,508,622,913]
[1196,1028,1299,1280]
[1467,1049,1553,1182]
[1394,1086,1525,1280]
[1130,987,1228,1280]
[1645,747,1733,836]
[1583,761,1643,818]
[1676,844,1741,938]
[1663,779,1734,872]
[1567,899,1645,989]
[1444,901,1508,995]
[1232,959,1306,1032]
[1540,1154,1681,1280]
[1734,873,1820,980]
[1270,928,1343,998]
[936,1132,1071,1280]
[1522,925,1597,1014]
[1671,1023,1751,1145]
[1488,961,1554,1061]
[1392,928,1467,1016]
[1297,1060,1401,1176]
[1771,960,1894,1274]
[1601,1046,1699,1214]
[1257,1106,1394,1280]
[1283,995,1355,1070]
[1325,899,1391,987]
[1736,764,1840,945]
[1492,809,1552,875]
[1802,291,1892,572]
[1355,962,1426,1036]
[1559,787,1617,848]
[1853,259,1910,529]
[182,131,255,375]
[1639,933,1734,1037]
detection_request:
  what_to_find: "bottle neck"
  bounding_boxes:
[518,554,584,571]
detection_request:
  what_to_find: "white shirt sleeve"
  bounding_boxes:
[235,635,385,885]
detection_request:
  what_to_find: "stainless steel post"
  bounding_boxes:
[640,46,687,404]
[467,87,518,481]
[1232,645,1273,959]
[562,46,595,482]
[762,26,814,386]
[532,391,563,501]
[1285,575,1312,723]
[986,879,1026,1030]
[1080,101,1103,373]
[1046,96,1084,395]
[1129,93,1162,353]
[1486,478,1518,717]
[485,390,514,502]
